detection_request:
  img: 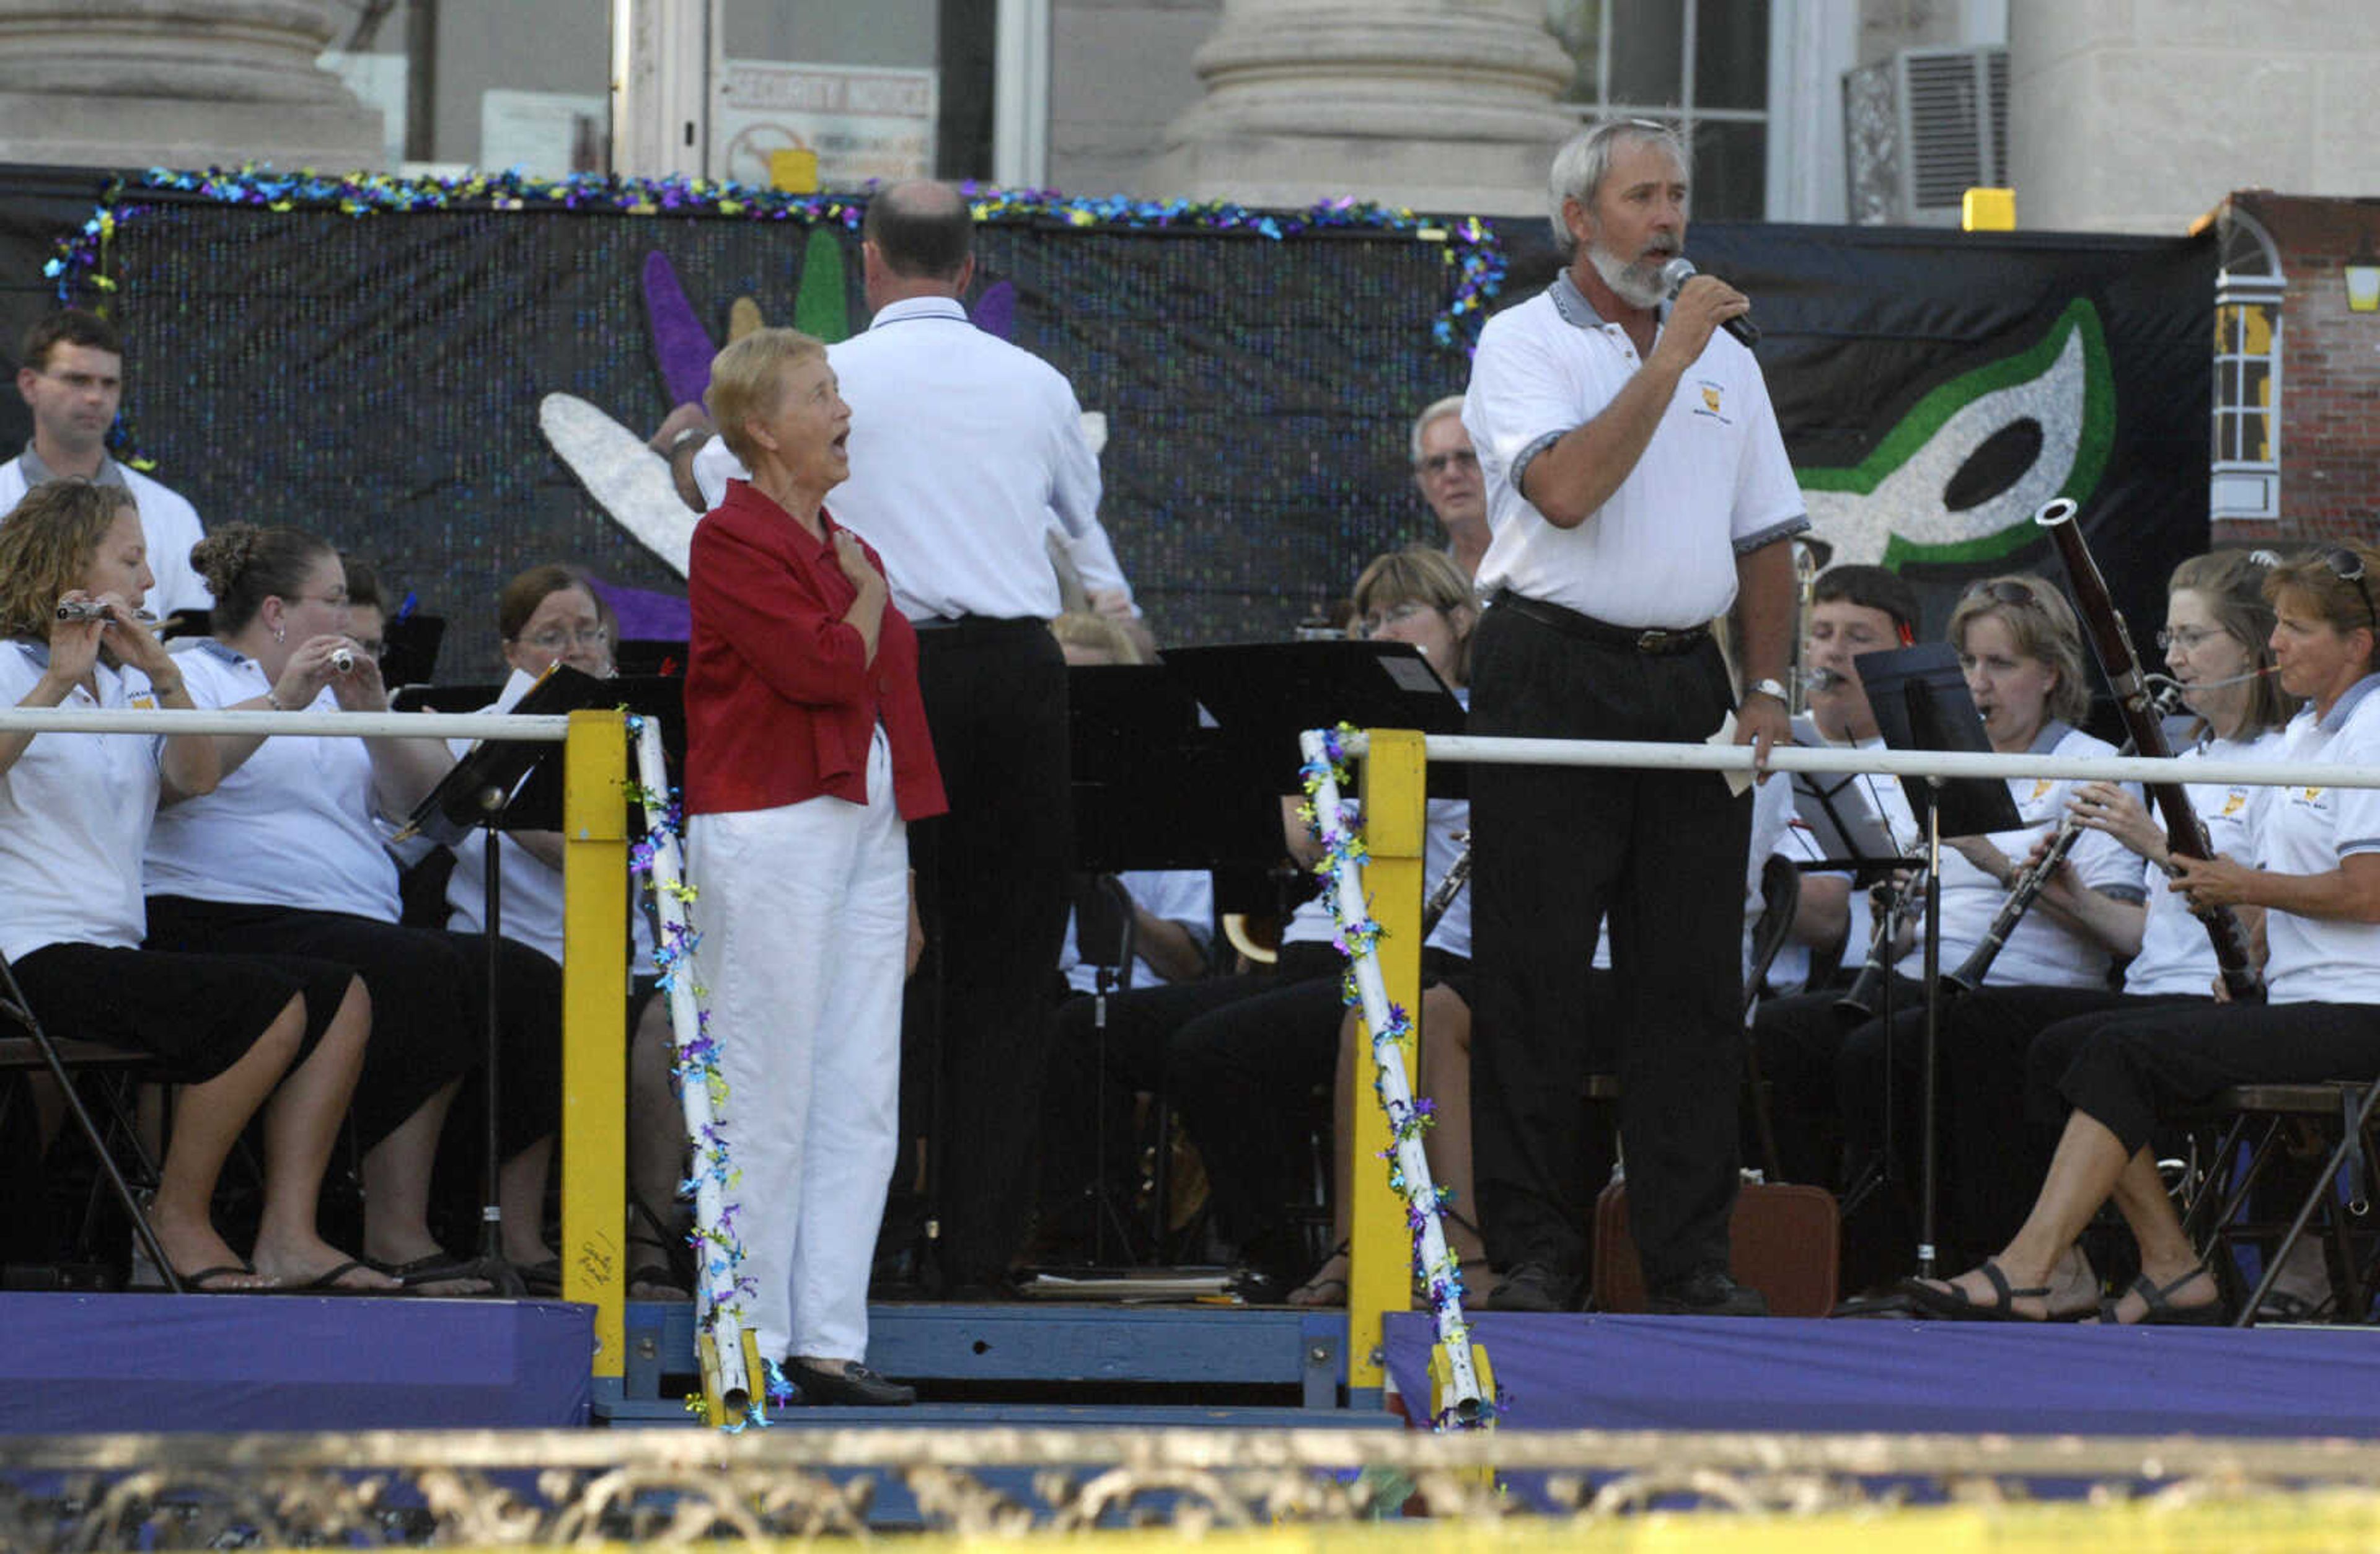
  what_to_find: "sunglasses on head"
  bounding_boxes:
[1965,579,2041,609]
[2326,547,2377,632]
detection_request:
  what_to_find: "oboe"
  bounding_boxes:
[2036,498,2264,1002]
[1835,860,1931,1019]
[1942,682,2182,994]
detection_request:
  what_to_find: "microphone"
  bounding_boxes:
[1660,257,1760,348]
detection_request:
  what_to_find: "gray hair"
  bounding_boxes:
[1547,118,1691,258]
[1408,395,1468,465]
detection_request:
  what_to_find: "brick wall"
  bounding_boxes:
[2231,191,2380,548]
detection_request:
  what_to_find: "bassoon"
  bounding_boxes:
[2035,497,2264,1002]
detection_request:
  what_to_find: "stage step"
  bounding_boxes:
[614,1299,1351,1418]
[0,1291,592,1434]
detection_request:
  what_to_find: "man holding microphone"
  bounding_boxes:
[1461,119,1806,1315]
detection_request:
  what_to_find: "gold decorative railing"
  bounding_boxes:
[9,1427,2380,1545]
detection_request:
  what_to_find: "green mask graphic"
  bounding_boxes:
[1799,297,2113,570]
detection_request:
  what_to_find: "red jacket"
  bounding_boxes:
[684,480,946,821]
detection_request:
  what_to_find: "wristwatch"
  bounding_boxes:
[1745,677,1790,704]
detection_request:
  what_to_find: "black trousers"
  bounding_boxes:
[1466,605,1749,1289]
[2048,999,2380,1157]
[1836,986,2203,1262]
[904,621,1072,1288]
[1038,944,1344,1263]
[142,895,557,1157]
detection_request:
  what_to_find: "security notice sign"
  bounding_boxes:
[713,61,938,189]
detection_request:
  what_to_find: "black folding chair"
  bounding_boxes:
[0,952,178,1291]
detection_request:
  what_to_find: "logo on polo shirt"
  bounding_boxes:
[2223,789,2247,817]
[1691,379,1731,424]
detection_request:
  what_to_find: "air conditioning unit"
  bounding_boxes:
[1843,46,2009,226]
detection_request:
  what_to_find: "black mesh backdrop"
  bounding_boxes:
[100,202,1468,673]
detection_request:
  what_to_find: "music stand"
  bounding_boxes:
[1849,644,2021,1278]
[1162,641,1468,799]
[402,665,681,1295]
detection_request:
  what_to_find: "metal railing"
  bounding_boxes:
[0,704,632,1395]
[1327,729,2380,1409]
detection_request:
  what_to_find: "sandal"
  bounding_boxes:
[1287,1241,1350,1307]
[2094,1266,2227,1327]
[1898,1257,2067,1323]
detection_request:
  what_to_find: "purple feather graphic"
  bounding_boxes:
[642,252,718,410]
[969,279,1016,341]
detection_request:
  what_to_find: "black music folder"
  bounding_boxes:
[1854,643,2022,838]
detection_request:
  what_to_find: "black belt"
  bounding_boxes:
[910,613,1047,635]
[1491,589,1709,656]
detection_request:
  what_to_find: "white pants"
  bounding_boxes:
[687,728,907,1363]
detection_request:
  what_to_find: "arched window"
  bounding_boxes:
[2211,206,2283,522]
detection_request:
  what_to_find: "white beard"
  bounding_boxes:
[1587,238,1673,310]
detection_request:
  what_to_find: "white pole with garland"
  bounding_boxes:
[628,715,768,1428]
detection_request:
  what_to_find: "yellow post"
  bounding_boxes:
[559,709,628,1386]
[1349,727,1427,1398]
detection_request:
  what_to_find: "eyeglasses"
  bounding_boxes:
[2155,625,2227,652]
[516,626,610,652]
[288,590,350,609]
[2326,548,2377,631]
[1357,601,1438,638]
[1417,449,1478,476]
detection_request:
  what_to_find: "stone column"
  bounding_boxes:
[0,1,383,171]
[1140,0,1577,214]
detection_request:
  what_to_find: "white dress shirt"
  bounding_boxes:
[0,643,167,960]
[691,296,1129,623]
[0,455,213,621]
[1462,273,1805,628]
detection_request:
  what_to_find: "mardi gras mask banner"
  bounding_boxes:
[50,181,2209,671]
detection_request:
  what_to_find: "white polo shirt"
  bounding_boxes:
[691,296,1129,623]
[142,642,399,922]
[446,670,658,973]
[2122,727,2283,998]
[0,643,167,960]
[0,454,212,621]
[2256,680,2380,1004]
[1463,272,1805,628]
[1060,867,1214,993]
[1933,722,2146,990]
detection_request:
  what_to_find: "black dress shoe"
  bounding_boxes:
[790,1359,917,1406]
[1486,1262,1577,1313]
[1646,1268,1768,1317]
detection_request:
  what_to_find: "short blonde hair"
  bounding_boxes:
[0,479,137,639]
[1947,573,2093,729]
[1352,547,1478,687]
[705,327,827,470]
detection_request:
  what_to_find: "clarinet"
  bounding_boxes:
[1834,860,1931,1020]
[1940,682,2181,994]
[2035,497,2265,1002]
[1419,834,1471,939]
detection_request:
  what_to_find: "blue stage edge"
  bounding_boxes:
[1385,1312,2380,1438]
[0,1292,593,1433]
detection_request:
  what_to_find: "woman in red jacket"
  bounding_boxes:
[685,328,946,1407]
